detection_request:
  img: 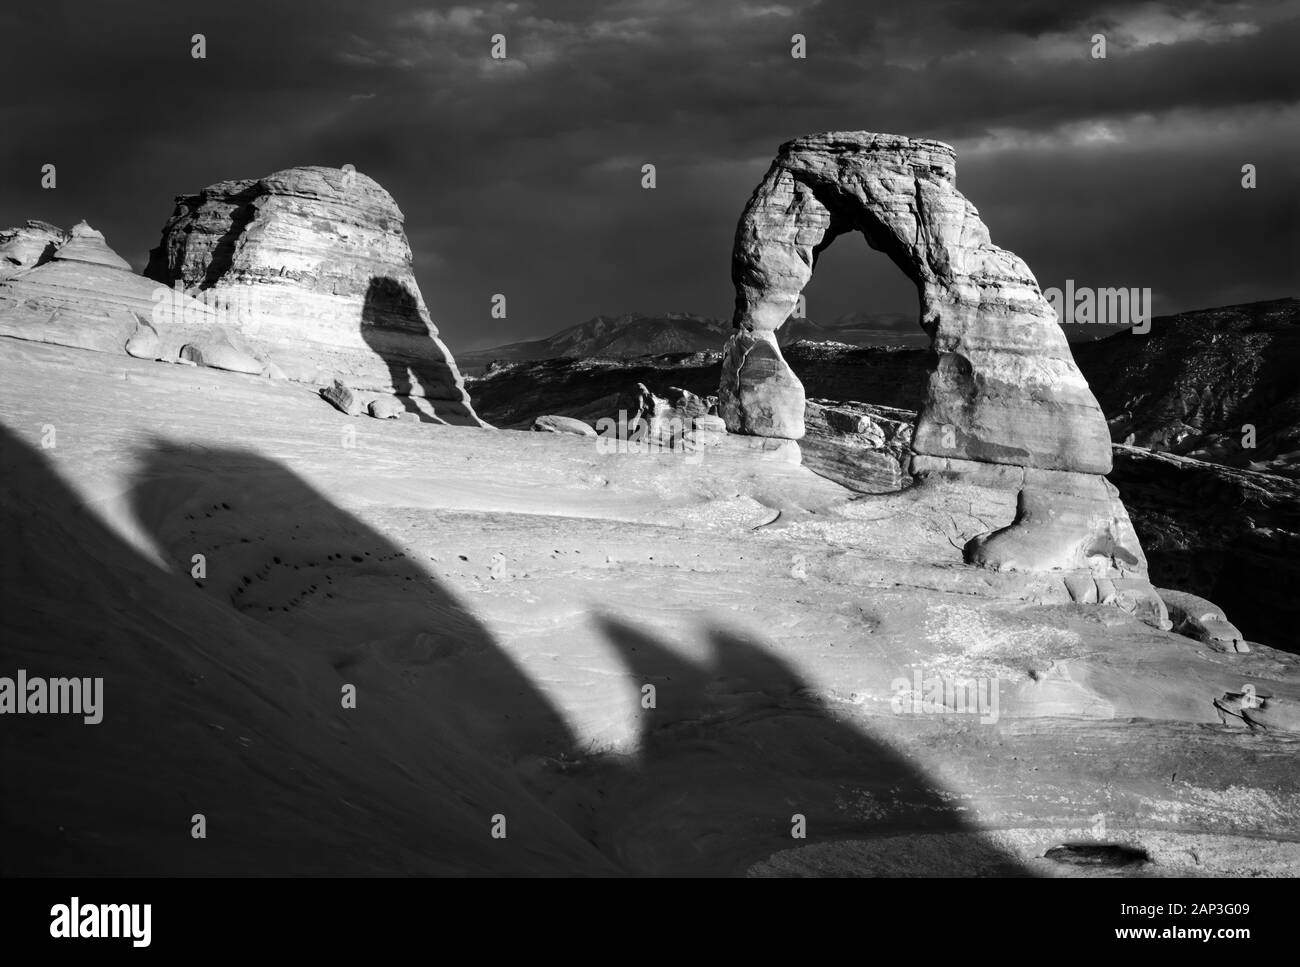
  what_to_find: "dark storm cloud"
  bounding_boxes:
[1,0,1296,350]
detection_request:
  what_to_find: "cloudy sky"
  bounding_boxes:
[2,0,1296,350]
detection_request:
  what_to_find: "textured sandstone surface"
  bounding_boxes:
[54,220,133,271]
[614,381,720,448]
[718,329,806,439]
[5,339,1298,876]
[0,221,236,360]
[466,345,1291,648]
[1160,588,1247,653]
[801,399,911,493]
[144,166,482,426]
[0,220,67,279]
[725,132,1111,474]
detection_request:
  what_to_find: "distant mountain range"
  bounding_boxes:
[456,311,929,374]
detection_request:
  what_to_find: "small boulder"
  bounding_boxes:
[369,397,405,420]
[124,316,162,359]
[320,379,362,416]
[532,415,596,437]
[1159,588,1248,652]
[663,386,713,419]
[179,329,265,375]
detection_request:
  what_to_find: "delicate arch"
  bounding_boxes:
[721,132,1111,476]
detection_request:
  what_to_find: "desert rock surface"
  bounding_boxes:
[3,337,1298,876]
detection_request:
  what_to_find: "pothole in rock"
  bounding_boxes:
[1044,843,1150,868]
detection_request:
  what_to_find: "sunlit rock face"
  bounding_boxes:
[0,219,220,359]
[145,165,483,426]
[0,220,68,279]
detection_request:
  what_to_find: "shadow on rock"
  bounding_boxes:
[360,276,470,424]
[554,613,1031,876]
[2,424,1030,875]
[0,425,604,874]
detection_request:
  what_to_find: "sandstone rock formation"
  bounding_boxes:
[144,166,483,426]
[1159,588,1247,653]
[0,220,255,361]
[368,397,405,420]
[180,330,266,375]
[725,132,1111,472]
[801,399,912,493]
[0,221,67,279]
[620,382,715,428]
[124,318,162,359]
[55,221,133,271]
[722,132,1161,621]
[464,337,1285,646]
[320,378,363,417]
[719,329,805,439]
[532,414,597,436]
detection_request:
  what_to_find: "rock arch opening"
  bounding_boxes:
[792,224,924,352]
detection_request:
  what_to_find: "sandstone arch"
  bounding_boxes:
[721,132,1111,475]
[722,133,1164,622]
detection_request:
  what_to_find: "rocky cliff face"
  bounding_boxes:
[1108,445,1300,650]
[1073,298,1300,477]
[145,166,482,426]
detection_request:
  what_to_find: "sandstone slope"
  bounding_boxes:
[5,338,1298,876]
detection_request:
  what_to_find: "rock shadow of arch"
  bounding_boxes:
[0,424,597,873]
[360,276,475,425]
[556,614,1031,876]
[1,423,1029,875]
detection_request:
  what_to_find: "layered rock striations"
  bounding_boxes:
[0,220,233,359]
[0,171,483,427]
[144,166,482,425]
[726,132,1110,469]
[0,220,68,279]
[724,133,1163,623]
